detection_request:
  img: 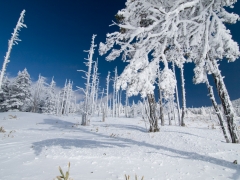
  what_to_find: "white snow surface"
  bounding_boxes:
[0,112,240,180]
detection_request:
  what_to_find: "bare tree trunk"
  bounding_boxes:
[170,98,176,125]
[168,112,172,125]
[210,60,239,143]
[110,97,112,117]
[147,94,159,132]
[157,67,164,126]
[205,77,230,143]
[106,71,110,117]
[209,107,212,120]
[180,66,186,126]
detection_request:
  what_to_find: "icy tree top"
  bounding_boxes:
[100,0,240,95]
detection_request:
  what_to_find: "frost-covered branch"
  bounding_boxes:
[78,34,97,125]
[0,10,27,90]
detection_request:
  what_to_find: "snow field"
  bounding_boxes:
[0,112,239,180]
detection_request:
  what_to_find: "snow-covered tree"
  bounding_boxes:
[2,69,32,111]
[188,0,240,143]
[42,77,56,114]
[0,10,27,91]
[0,77,11,112]
[166,48,187,126]
[57,80,74,116]
[100,0,240,142]
[31,75,46,113]
[204,72,230,142]
[63,80,74,115]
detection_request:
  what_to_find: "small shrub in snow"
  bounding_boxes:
[125,174,144,180]
[0,126,6,133]
[56,162,73,180]
[8,115,17,119]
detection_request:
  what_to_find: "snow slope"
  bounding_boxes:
[0,112,239,180]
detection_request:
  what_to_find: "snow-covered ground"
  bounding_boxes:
[0,112,239,180]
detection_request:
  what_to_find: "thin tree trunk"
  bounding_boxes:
[106,71,110,117]
[102,103,105,122]
[158,87,164,126]
[209,107,212,120]
[125,91,128,118]
[205,77,230,143]
[113,85,115,117]
[119,89,122,115]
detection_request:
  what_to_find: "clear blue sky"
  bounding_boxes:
[0,0,240,107]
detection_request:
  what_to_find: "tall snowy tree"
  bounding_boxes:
[31,75,46,113]
[191,3,240,143]
[100,0,240,142]
[78,34,97,125]
[0,10,26,91]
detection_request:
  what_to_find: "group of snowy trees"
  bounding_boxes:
[99,0,240,143]
[0,69,78,114]
[0,69,31,112]
[78,34,143,125]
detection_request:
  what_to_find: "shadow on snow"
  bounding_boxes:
[31,118,240,180]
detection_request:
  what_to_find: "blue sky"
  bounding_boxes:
[0,0,240,107]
